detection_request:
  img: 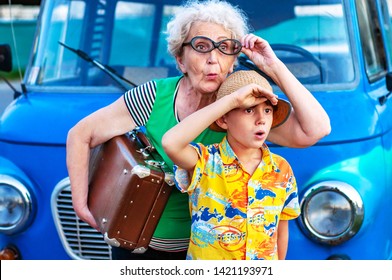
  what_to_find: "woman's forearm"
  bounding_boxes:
[266,61,331,147]
[66,124,98,228]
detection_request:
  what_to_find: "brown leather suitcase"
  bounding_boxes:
[88,129,174,253]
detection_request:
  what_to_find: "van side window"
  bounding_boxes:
[380,0,392,65]
[356,0,388,81]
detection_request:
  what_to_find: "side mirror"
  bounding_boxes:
[0,44,12,72]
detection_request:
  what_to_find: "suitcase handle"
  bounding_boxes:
[136,131,156,152]
[129,128,155,152]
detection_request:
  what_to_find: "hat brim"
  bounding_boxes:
[271,98,292,129]
[209,98,292,132]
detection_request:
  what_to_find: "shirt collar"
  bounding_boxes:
[219,136,279,171]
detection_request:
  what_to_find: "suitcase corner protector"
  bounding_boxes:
[103,232,121,247]
[132,247,148,254]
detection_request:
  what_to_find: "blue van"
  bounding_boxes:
[1,0,391,260]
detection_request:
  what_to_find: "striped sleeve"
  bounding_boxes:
[123,80,157,126]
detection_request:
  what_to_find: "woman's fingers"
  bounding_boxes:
[241,33,260,49]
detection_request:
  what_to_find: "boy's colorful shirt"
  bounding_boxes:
[174,137,300,260]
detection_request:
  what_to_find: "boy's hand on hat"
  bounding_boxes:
[232,83,278,108]
[252,85,278,104]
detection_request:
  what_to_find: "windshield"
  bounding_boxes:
[25,0,354,90]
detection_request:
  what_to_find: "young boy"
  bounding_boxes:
[162,70,300,260]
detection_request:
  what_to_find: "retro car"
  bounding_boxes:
[0,0,391,260]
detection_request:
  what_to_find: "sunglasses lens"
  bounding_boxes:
[218,39,242,55]
[187,37,242,55]
[191,37,214,53]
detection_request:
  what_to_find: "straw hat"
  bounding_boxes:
[210,70,292,132]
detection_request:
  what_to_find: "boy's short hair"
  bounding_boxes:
[210,70,292,132]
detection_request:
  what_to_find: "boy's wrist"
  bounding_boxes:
[219,93,237,112]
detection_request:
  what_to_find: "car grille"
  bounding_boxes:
[51,178,111,260]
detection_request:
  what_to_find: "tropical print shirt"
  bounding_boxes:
[174,137,301,260]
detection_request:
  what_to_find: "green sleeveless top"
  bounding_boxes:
[146,76,225,239]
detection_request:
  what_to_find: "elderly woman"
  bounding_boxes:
[66,0,330,260]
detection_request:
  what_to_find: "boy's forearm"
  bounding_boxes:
[163,96,232,148]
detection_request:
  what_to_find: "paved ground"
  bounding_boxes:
[0,79,21,114]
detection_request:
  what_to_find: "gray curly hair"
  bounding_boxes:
[166,0,250,57]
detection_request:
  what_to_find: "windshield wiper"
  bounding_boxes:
[59,41,137,89]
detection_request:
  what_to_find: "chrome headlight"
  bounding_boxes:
[0,174,34,235]
[298,181,364,245]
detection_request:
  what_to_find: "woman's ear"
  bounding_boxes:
[215,115,228,131]
[176,55,187,74]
